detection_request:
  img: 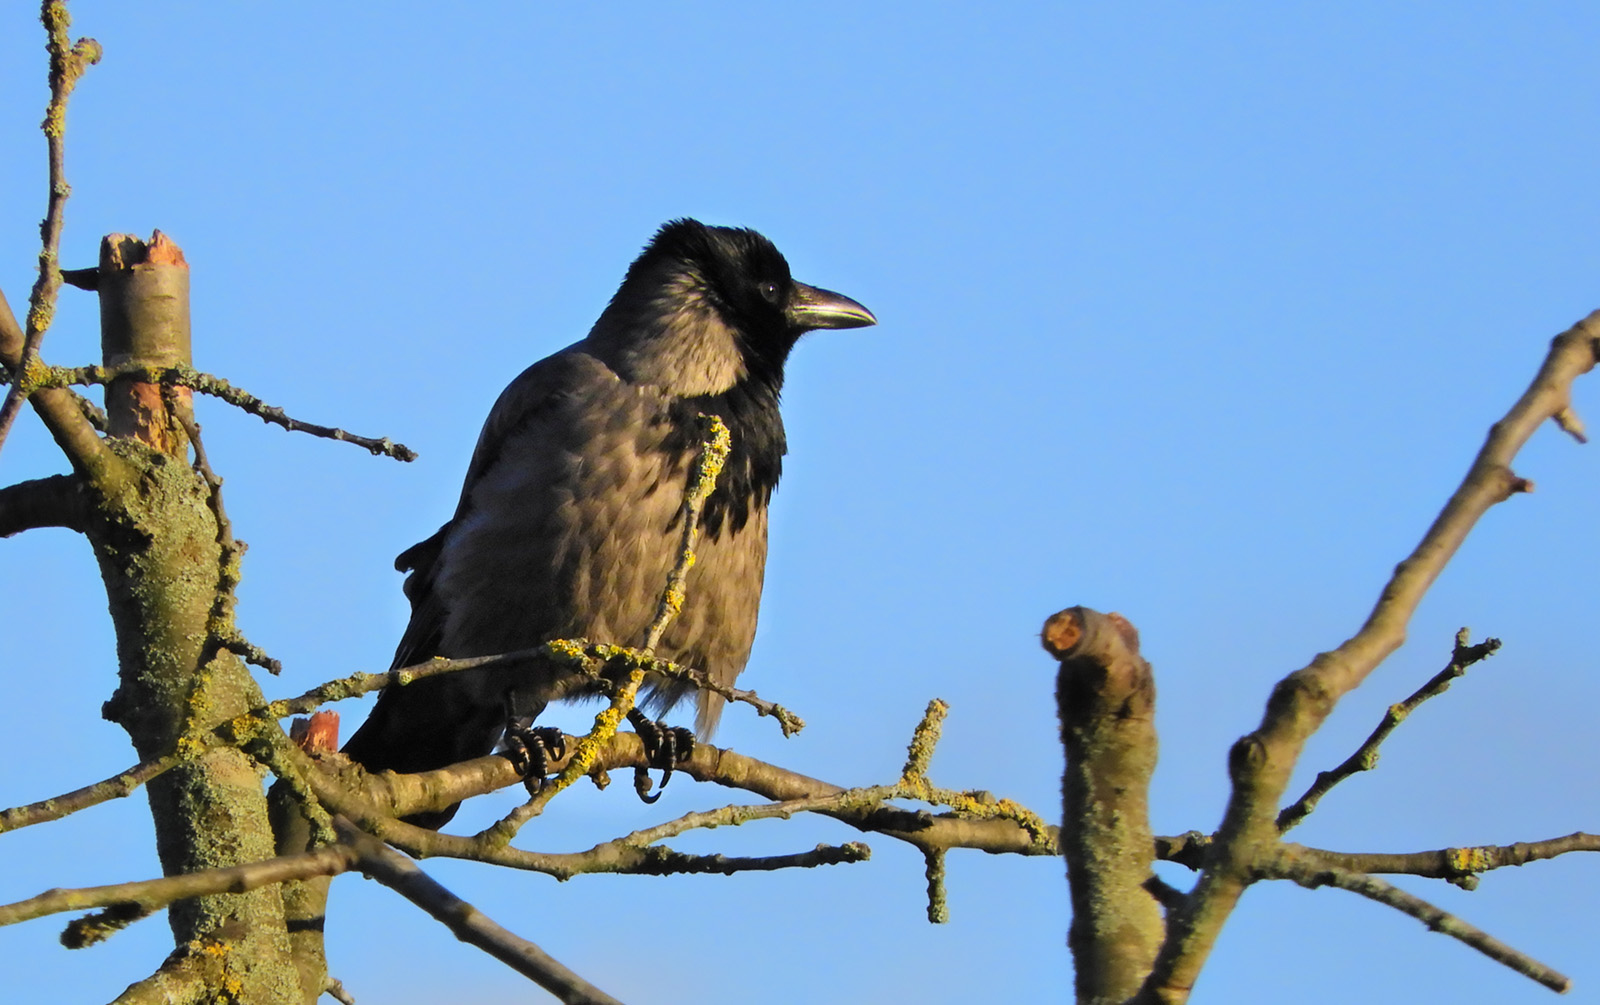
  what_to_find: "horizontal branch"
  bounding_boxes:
[0,640,800,837]
[303,711,1056,879]
[1271,850,1571,993]
[0,473,85,537]
[1295,833,1600,886]
[1158,830,1600,886]
[1,813,627,1005]
[0,844,357,931]
[9,361,417,461]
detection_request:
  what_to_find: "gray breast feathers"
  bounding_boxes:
[427,350,767,737]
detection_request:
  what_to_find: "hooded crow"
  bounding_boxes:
[343,219,875,822]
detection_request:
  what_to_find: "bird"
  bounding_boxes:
[342,218,875,825]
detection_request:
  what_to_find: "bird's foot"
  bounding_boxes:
[504,724,567,795]
[626,708,694,804]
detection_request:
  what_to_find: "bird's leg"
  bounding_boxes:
[503,716,568,795]
[626,707,695,804]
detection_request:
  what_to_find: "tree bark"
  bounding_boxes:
[86,232,299,1004]
[1044,607,1164,1004]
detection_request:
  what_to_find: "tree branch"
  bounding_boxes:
[0,639,796,837]
[1044,606,1164,1003]
[1269,849,1571,993]
[1141,312,1600,1003]
[333,819,625,1005]
[0,473,85,536]
[0,1,100,460]
[1278,628,1501,832]
[0,755,174,834]
[302,701,1054,891]
[0,283,112,479]
[7,360,417,461]
[1292,833,1600,887]
[0,844,358,931]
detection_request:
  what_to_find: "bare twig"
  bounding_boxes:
[1278,628,1501,832]
[0,640,702,836]
[0,845,358,930]
[923,848,949,923]
[1270,850,1571,993]
[6,361,417,461]
[1292,833,1600,887]
[0,1,100,458]
[1156,830,1600,888]
[167,393,282,674]
[0,757,174,834]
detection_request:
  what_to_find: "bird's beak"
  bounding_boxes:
[787,282,877,332]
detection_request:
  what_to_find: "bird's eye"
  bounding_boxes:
[757,280,782,304]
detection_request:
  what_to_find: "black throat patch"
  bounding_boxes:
[665,374,787,539]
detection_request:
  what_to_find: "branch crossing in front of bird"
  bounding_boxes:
[482,415,735,836]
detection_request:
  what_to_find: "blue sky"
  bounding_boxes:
[4,4,1600,1003]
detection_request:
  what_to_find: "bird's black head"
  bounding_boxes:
[590,219,875,395]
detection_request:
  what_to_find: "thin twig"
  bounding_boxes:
[0,757,173,833]
[1271,851,1571,993]
[1278,628,1501,832]
[0,285,109,474]
[1291,833,1600,888]
[167,393,283,673]
[323,979,356,1005]
[0,2,100,458]
[0,642,661,836]
[0,844,358,929]
[642,412,732,653]
[8,361,417,461]
[924,848,949,923]
[1156,830,1600,888]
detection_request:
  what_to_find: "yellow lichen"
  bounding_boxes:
[1446,845,1493,875]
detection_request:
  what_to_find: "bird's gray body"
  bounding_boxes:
[343,220,873,795]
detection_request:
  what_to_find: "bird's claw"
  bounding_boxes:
[504,724,567,795]
[626,708,694,804]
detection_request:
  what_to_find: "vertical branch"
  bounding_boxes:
[0,1,100,457]
[82,229,300,1002]
[98,232,192,453]
[1043,607,1164,1002]
[0,282,112,478]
